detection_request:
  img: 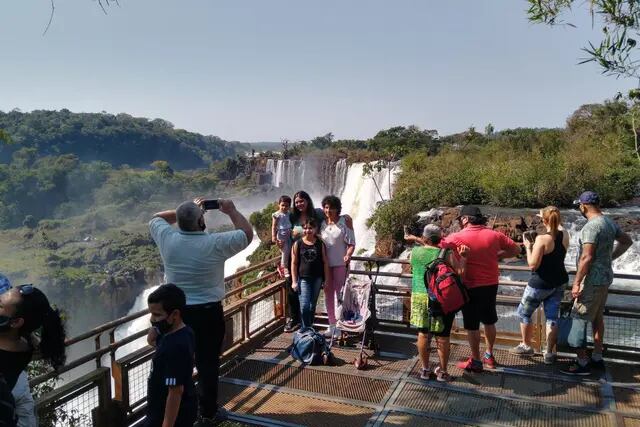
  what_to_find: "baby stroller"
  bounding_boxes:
[335,276,373,369]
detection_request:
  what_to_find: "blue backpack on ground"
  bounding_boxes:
[290,327,333,366]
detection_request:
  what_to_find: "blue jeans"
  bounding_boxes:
[298,277,323,328]
[517,285,564,327]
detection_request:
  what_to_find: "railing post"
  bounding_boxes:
[94,334,102,368]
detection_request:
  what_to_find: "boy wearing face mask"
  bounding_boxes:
[145,284,197,427]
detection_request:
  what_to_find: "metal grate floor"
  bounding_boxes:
[219,332,638,426]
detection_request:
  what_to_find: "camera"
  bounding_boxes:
[522,230,538,244]
[203,199,220,210]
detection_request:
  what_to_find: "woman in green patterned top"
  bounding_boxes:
[408,224,468,382]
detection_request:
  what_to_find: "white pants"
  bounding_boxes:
[11,371,37,427]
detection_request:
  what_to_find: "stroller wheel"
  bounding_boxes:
[354,355,368,370]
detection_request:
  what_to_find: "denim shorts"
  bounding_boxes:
[516,285,564,326]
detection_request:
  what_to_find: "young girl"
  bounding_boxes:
[271,195,292,278]
[291,218,331,329]
[0,285,66,424]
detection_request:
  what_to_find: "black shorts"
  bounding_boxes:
[417,311,456,338]
[461,284,499,330]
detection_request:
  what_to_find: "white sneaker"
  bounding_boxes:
[509,343,534,355]
[323,325,335,338]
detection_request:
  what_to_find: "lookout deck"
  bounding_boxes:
[218,330,640,427]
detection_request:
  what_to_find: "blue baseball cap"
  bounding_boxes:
[573,191,600,206]
[0,274,11,294]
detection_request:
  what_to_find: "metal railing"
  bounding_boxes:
[33,254,640,426]
[34,256,283,426]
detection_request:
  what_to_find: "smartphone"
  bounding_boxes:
[203,199,220,210]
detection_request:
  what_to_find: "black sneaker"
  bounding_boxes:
[194,408,228,426]
[560,362,591,376]
[590,359,606,370]
[284,318,295,332]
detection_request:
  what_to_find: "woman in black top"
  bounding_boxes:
[511,207,569,364]
[0,285,66,424]
[291,218,331,329]
[283,190,325,332]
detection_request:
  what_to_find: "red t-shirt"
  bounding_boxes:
[441,225,518,288]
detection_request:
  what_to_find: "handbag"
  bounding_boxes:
[557,299,588,348]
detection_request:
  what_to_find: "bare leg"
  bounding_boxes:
[468,330,481,360]
[417,332,431,369]
[546,323,558,354]
[520,322,534,347]
[484,324,497,355]
[592,315,605,354]
[435,336,451,370]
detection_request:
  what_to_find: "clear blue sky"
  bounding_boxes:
[0,1,634,142]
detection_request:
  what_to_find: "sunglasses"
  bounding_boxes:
[16,284,34,295]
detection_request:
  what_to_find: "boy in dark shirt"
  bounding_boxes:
[145,284,197,427]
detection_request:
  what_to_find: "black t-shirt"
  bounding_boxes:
[296,240,325,279]
[0,348,32,390]
[145,326,196,427]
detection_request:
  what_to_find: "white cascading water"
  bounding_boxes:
[112,231,261,357]
[265,159,276,184]
[331,158,348,196]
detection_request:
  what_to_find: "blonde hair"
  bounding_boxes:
[541,206,561,238]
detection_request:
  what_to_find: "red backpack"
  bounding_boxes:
[423,249,469,315]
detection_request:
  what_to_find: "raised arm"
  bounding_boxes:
[524,235,547,271]
[153,209,177,225]
[219,199,253,242]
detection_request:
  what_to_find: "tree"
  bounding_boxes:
[310,133,334,149]
[528,0,640,78]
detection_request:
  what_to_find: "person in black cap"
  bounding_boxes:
[441,206,520,373]
[560,191,632,375]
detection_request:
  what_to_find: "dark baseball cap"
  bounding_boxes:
[457,205,483,219]
[573,191,600,206]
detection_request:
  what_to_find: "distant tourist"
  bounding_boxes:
[442,206,520,372]
[410,225,468,382]
[561,191,632,375]
[320,195,355,338]
[0,284,66,426]
[510,206,569,364]
[271,195,292,279]
[150,198,252,424]
[291,218,331,329]
[283,191,325,332]
[145,284,197,427]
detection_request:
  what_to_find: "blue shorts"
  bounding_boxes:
[516,286,564,327]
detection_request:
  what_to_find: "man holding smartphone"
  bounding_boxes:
[149,197,252,425]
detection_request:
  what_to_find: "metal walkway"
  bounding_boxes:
[218,331,640,427]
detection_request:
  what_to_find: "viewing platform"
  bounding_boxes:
[32,256,640,427]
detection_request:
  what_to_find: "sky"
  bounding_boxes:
[0,1,635,142]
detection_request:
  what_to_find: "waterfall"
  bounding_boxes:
[331,159,348,196]
[339,162,397,256]
[265,159,276,185]
[269,159,306,189]
[113,231,261,356]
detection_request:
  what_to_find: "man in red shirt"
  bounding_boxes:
[442,206,520,372]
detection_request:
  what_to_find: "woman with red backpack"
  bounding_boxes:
[408,224,467,382]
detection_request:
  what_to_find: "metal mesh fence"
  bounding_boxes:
[601,315,640,349]
[249,295,276,335]
[128,359,152,407]
[39,386,99,427]
[230,310,243,344]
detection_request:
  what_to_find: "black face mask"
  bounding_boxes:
[0,315,13,332]
[151,317,173,335]
[199,218,206,231]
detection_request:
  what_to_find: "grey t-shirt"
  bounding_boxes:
[149,218,249,304]
[578,215,622,287]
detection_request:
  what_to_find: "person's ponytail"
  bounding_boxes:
[542,206,561,238]
[39,307,67,370]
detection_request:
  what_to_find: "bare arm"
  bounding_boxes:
[322,243,332,288]
[572,243,595,298]
[612,232,633,261]
[162,385,184,427]
[271,216,278,243]
[448,246,468,277]
[525,235,547,271]
[153,210,177,225]
[291,241,299,291]
[219,199,253,242]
